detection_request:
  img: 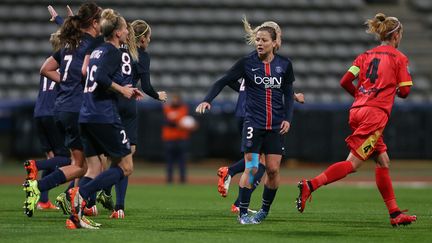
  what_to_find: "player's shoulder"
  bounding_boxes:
[274,54,292,65]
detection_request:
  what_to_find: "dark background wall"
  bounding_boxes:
[2,101,431,163]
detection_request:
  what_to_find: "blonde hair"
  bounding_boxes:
[242,16,281,47]
[49,30,62,52]
[131,19,151,48]
[366,13,402,41]
[100,8,124,39]
[126,23,139,61]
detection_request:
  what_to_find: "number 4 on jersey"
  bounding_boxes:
[366,58,380,84]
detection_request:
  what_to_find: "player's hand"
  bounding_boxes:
[280,121,290,134]
[195,102,211,114]
[157,91,167,102]
[121,85,135,99]
[133,89,145,100]
[47,5,58,22]
[294,92,305,104]
[66,5,74,17]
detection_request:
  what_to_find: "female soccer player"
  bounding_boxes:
[197,22,296,224]
[296,13,416,227]
[23,2,103,218]
[67,8,143,229]
[197,18,303,215]
[28,30,71,210]
[96,19,168,219]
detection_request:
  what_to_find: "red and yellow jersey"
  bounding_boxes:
[348,45,413,116]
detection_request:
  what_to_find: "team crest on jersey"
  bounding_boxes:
[275,66,283,73]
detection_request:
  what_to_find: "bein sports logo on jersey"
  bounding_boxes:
[254,75,282,88]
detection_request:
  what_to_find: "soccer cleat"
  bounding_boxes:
[56,192,71,215]
[251,209,268,224]
[296,179,312,213]
[237,213,254,225]
[83,205,98,216]
[217,167,231,197]
[24,160,38,180]
[231,204,257,214]
[96,190,114,211]
[23,180,40,217]
[390,211,417,227]
[65,218,78,230]
[82,215,102,227]
[110,209,125,219]
[37,200,59,210]
[68,187,85,224]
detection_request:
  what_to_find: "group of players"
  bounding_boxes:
[23,1,417,229]
[23,3,166,229]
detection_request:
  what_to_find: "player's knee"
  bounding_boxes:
[266,166,279,180]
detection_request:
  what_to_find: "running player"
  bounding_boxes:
[198,22,296,224]
[67,8,143,229]
[296,13,416,227]
[23,2,103,218]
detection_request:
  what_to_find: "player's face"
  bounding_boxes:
[141,28,151,49]
[255,30,276,56]
[117,19,129,45]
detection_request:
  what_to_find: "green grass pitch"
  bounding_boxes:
[0,184,431,242]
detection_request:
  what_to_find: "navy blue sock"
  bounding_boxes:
[233,164,265,206]
[115,176,128,209]
[239,187,252,215]
[64,181,75,193]
[228,158,245,177]
[79,166,124,200]
[261,185,278,213]
[87,192,97,207]
[233,186,241,207]
[103,186,112,196]
[38,168,66,192]
[35,156,71,171]
[39,169,53,203]
[252,164,266,189]
[78,176,93,201]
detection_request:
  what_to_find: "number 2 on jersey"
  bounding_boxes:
[366,58,380,84]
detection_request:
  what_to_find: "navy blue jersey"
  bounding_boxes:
[132,48,159,100]
[116,47,136,118]
[34,75,58,117]
[79,43,122,124]
[205,52,295,130]
[52,34,103,113]
[234,79,246,118]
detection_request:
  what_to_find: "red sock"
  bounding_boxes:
[311,161,354,190]
[375,167,399,214]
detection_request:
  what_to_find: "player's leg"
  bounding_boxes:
[165,141,175,184]
[178,140,187,183]
[112,145,135,218]
[374,149,416,226]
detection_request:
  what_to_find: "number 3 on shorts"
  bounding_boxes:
[246,127,253,139]
[120,130,128,144]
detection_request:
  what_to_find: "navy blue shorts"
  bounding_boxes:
[119,98,137,145]
[54,111,83,150]
[241,125,285,155]
[79,122,131,158]
[34,116,69,157]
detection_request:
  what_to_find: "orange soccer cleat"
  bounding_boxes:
[217,167,231,197]
[110,209,125,219]
[37,201,59,210]
[390,211,417,227]
[65,218,78,230]
[24,160,38,180]
[296,179,312,213]
[231,204,239,214]
[83,205,98,216]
